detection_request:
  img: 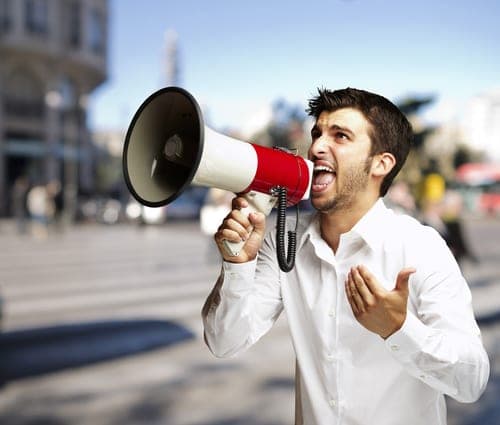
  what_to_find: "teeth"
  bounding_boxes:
[314,165,335,173]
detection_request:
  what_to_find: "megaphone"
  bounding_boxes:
[123,87,313,272]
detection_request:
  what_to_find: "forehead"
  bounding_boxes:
[315,107,370,134]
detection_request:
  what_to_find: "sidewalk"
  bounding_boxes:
[0,217,498,424]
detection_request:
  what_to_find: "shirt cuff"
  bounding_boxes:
[221,260,257,294]
[385,311,431,360]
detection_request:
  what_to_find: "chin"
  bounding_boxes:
[311,197,338,213]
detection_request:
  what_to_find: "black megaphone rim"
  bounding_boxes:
[122,86,205,208]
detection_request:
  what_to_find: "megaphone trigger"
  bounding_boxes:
[221,191,277,257]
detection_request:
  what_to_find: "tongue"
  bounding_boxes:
[313,172,334,186]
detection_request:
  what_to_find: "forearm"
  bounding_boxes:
[387,231,491,402]
[386,312,490,402]
[202,261,256,357]
[202,259,282,358]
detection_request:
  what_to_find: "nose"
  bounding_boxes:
[308,136,328,160]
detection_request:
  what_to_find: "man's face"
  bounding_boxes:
[307,108,374,213]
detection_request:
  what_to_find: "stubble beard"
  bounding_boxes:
[313,157,372,214]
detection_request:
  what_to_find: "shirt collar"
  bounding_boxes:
[349,198,389,251]
[298,199,391,252]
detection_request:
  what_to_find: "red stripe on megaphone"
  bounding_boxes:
[244,144,311,206]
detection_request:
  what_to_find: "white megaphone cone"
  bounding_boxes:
[123,87,313,271]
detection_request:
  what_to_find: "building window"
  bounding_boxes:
[3,69,45,119]
[89,8,105,54]
[0,0,11,33]
[65,0,80,48]
[59,77,77,109]
[25,0,48,35]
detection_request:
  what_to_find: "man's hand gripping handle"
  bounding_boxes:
[220,191,276,259]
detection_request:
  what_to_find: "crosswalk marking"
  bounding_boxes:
[0,224,223,332]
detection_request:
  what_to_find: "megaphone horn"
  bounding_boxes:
[123,87,313,272]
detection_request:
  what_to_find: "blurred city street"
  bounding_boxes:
[0,217,498,425]
[1,1,499,424]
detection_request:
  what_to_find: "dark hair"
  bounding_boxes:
[307,87,413,196]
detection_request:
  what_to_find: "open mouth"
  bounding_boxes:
[312,165,336,193]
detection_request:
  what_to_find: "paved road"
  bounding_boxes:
[0,217,498,425]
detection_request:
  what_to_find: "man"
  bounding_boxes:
[202,88,489,425]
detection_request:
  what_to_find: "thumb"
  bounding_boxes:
[395,267,416,292]
[248,212,266,237]
[248,212,266,240]
[239,212,266,258]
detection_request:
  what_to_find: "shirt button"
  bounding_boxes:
[327,354,336,362]
[328,309,336,318]
[390,344,400,351]
[329,399,337,408]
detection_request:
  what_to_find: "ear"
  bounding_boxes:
[371,152,396,178]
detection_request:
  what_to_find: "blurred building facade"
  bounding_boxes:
[163,28,180,87]
[0,0,108,217]
[461,89,500,162]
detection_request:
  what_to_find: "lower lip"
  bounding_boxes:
[311,183,329,193]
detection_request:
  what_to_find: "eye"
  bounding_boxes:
[311,129,321,140]
[335,131,349,141]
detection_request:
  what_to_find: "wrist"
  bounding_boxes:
[381,313,407,339]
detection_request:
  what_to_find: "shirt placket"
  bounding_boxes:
[327,236,362,420]
[320,256,343,418]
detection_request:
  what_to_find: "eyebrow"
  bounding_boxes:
[311,123,355,137]
[330,124,354,137]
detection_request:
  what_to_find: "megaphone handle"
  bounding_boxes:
[222,191,277,257]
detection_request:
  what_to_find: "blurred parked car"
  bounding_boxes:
[165,187,208,220]
[124,187,208,225]
[79,197,124,224]
[455,162,500,216]
[478,182,500,216]
[455,162,500,186]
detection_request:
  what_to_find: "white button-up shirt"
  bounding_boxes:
[203,199,489,425]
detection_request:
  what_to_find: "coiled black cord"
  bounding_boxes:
[275,186,298,273]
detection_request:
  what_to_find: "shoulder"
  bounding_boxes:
[382,207,451,260]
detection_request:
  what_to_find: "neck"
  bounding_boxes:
[319,196,379,253]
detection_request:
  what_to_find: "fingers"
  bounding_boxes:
[345,265,416,313]
[345,272,363,314]
[345,265,415,338]
[345,266,376,314]
[231,196,248,210]
[229,197,265,237]
[213,196,267,261]
[215,208,252,245]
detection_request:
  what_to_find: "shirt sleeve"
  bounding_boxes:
[385,227,490,403]
[202,234,283,358]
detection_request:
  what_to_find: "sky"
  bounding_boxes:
[88,0,500,135]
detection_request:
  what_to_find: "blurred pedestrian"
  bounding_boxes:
[46,180,64,232]
[384,179,417,216]
[419,158,446,204]
[11,176,30,235]
[441,189,479,265]
[202,88,489,425]
[418,160,449,246]
[418,167,478,265]
[27,183,55,239]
